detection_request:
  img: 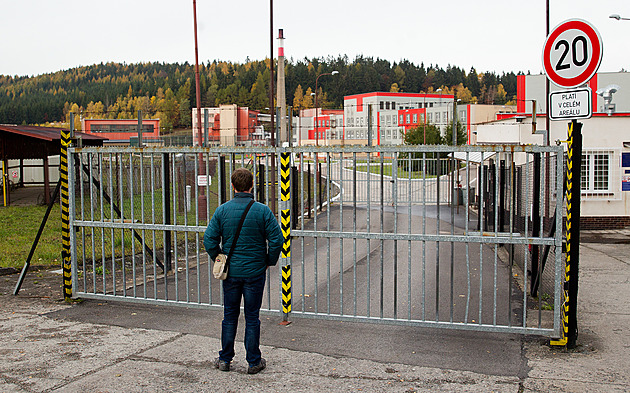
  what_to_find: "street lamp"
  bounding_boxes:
[610,14,630,20]
[315,70,339,146]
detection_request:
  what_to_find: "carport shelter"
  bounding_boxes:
[0,125,107,206]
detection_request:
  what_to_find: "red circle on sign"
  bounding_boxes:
[542,19,603,88]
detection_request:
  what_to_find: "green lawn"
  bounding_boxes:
[0,205,62,268]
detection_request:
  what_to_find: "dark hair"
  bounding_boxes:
[231,167,254,192]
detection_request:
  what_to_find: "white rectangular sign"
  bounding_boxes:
[549,88,592,120]
[197,175,211,187]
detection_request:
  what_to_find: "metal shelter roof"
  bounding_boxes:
[0,125,107,160]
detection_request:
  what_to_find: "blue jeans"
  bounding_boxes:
[219,272,266,367]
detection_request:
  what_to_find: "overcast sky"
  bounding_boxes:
[2,0,629,78]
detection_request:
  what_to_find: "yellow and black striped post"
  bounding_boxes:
[60,127,72,301]
[279,152,292,323]
[551,120,582,348]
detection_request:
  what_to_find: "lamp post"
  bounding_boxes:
[314,70,339,146]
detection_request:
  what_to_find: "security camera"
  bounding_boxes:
[596,84,620,116]
[596,84,620,99]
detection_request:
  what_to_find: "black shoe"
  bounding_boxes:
[247,358,266,374]
[214,357,230,372]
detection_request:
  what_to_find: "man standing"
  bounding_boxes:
[204,167,283,374]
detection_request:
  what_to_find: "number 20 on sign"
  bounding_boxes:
[542,19,603,89]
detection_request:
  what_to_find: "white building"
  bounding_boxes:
[474,72,630,229]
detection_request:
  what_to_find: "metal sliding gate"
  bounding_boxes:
[69,145,565,337]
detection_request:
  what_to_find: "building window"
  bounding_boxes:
[391,102,396,110]
[582,151,612,193]
[399,115,403,124]
[428,113,432,122]
[435,113,440,123]
[406,114,410,123]
[393,116,397,125]
[429,103,433,108]
[386,101,390,110]
[420,114,425,123]
[413,114,417,123]
[380,101,384,110]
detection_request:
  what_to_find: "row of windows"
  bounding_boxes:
[316,119,343,127]
[378,101,435,110]
[331,109,468,128]
[344,128,402,140]
[90,124,154,133]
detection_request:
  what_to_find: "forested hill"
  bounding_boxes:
[0,57,522,131]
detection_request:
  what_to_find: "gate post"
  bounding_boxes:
[279,151,292,324]
[551,120,582,348]
[60,122,73,301]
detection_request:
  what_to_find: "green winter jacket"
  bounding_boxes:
[204,192,283,278]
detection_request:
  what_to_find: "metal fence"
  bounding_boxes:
[69,144,565,336]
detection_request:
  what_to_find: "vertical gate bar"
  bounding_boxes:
[422,152,427,320]
[408,152,412,320]
[407,152,413,319]
[195,153,204,304]
[478,152,484,325]
[366,151,371,317]
[183,155,190,303]
[450,149,455,324]
[314,152,319,313]
[265,154,271,309]
[380,154,384,319]
[393,152,398,320]
[436,152,441,322]
[353,152,357,316]
[89,154,96,294]
[118,153,124,297]
[206,153,213,304]
[523,153,531,328]
[205,153,210,223]
[339,152,344,315]
[78,153,86,293]
[300,153,305,312]
[465,152,471,323]
[494,154,500,325]
[97,153,107,295]
[140,153,147,298]
[172,153,179,301]
[162,153,168,301]
[508,152,515,326]
[327,152,331,314]
[151,154,157,299]
[130,153,136,297]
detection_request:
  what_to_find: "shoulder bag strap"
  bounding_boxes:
[226,199,255,265]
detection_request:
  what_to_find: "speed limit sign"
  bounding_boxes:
[542,19,603,88]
